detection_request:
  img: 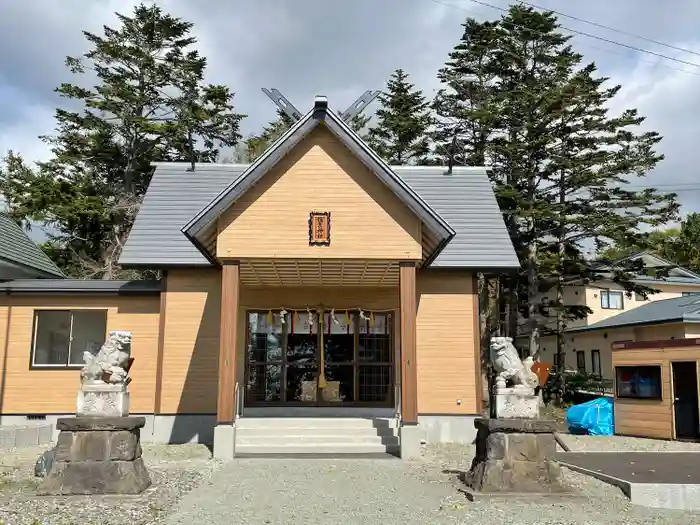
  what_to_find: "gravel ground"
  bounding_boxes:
[162,438,700,525]
[0,444,217,525]
[2,436,700,524]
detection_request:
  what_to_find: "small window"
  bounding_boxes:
[576,351,586,373]
[591,350,601,376]
[615,365,662,400]
[32,310,107,368]
[600,290,624,310]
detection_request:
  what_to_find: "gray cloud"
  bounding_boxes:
[1,0,699,214]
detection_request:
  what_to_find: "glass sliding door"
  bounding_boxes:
[357,313,393,404]
[246,312,284,404]
[322,310,356,403]
[285,311,318,403]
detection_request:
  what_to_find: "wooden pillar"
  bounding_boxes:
[217,261,240,424]
[399,262,418,425]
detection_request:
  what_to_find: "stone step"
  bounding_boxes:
[235,417,397,429]
[236,434,399,445]
[235,427,397,437]
[235,442,399,455]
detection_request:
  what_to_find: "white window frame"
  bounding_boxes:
[31,310,107,368]
[600,290,624,310]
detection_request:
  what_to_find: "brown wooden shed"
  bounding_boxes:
[612,338,700,440]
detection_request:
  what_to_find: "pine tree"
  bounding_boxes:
[366,69,432,165]
[431,19,501,166]
[434,6,679,367]
[0,3,244,278]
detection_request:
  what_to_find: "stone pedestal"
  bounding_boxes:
[37,417,151,495]
[465,418,566,494]
[77,383,130,417]
[494,387,539,419]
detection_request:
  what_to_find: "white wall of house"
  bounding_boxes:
[537,322,690,381]
[584,281,700,326]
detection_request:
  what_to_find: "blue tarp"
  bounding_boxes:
[566,397,614,436]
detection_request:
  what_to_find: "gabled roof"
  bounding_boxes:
[593,251,700,285]
[0,214,64,278]
[181,96,456,263]
[119,96,520,271]
[569,294,700,333]
[119,164,520,269]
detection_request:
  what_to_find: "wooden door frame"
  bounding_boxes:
[244,307,395,407]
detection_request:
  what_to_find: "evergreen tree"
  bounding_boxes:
[366,69,432,164]
[0,3,244,278]
[434,6,678,366]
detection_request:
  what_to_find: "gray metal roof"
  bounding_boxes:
[0,279,162,295]
[120,164,247,267]
[0,214,64,278]
[569,295,700,333]
[120,162,519,269]
[182,98,456,262]
[395,167,519,268]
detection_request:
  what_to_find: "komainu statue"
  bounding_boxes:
[80,331,132,385]
[489,336,539,392]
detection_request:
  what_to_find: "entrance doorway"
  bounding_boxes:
[672,361,700,440]
[245,309,394,407]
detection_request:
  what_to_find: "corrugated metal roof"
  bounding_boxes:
[569,295,700,333]
[0,279,162,295]
[0,214,64,278]
[120,164,519,270]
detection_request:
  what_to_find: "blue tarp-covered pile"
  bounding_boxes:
[566,397,614,436]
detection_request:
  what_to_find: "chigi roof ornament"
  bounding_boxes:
[261,88,379,124]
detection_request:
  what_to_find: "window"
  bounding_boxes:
[600,290,623,310]
[591,350,601,376]
[552,352,560,368]
[32,310,107,368]
[615,366,662,400]
[576,351,586,373]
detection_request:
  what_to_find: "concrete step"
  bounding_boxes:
[235,442,399,455]
[236,427,397,437]
[235,417,397,429]
[236,434,399,445]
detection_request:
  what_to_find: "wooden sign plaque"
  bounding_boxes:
[309,211,331,246]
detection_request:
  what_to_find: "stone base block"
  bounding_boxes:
[77,384,130,417]
[494,388,539,419]
[37,416,151,495]
[465,418,568,494]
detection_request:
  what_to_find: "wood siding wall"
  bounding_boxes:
[159,268,221,414]
[216,126,422,260]
[613,343,700,439]
[416,270,478,414]
[0,295,160,414]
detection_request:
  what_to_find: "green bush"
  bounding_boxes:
[542,371,611,406]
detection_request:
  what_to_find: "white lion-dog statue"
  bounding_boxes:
[80,331,132,385]
[489,336,539,392]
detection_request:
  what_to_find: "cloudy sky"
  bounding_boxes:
[1,0,699,217]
